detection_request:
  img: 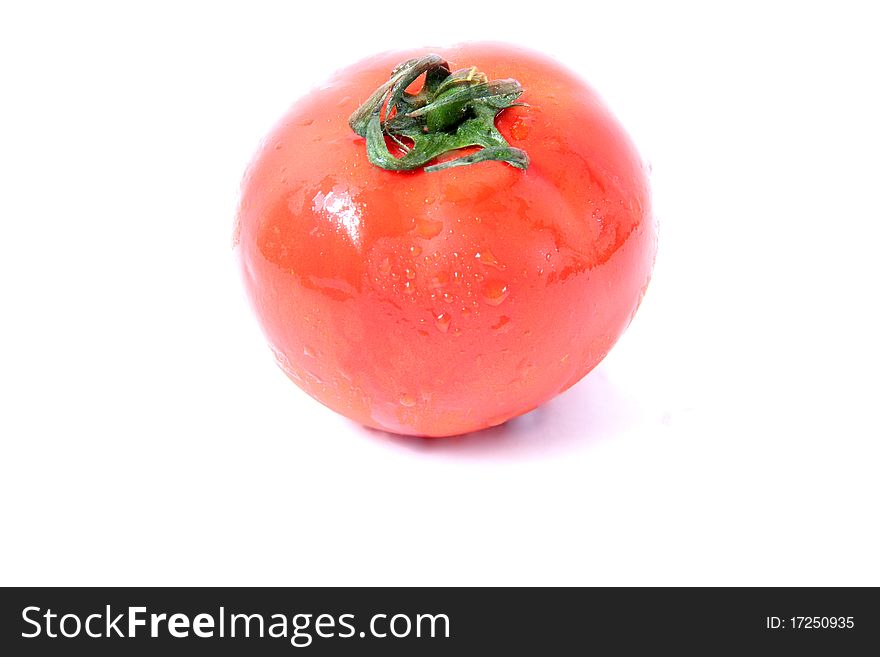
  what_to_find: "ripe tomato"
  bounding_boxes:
[235,42,656,437]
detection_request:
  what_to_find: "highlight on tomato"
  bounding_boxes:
[234,42,657,437]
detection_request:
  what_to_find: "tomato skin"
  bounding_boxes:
[235,42,657,437]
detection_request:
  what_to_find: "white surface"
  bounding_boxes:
[1,1,878,586]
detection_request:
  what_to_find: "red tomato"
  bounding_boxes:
[235,42,657,437]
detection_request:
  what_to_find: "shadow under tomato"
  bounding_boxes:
[359,366,643,460]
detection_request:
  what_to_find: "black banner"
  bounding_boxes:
[1,587,876,654]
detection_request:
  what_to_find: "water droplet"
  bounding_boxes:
[473,271,485,282]
[492,316,512,332]
[545,252,552,261]
[409,245,422,257]
[405,267,416,280]
[442,291,455,303]
[399,393,416,407]
[429,273,448,288]
[475,249,504,270]
[433,310,451,332]
[483,280,510,306]
[303,345,317,358]
[403,280,415,294]
[378,257,391,275]
[452,271,463,285]
[274,142,283,150]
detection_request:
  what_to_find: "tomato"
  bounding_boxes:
[235,42,657,437]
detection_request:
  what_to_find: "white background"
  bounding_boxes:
[2,1,878,586]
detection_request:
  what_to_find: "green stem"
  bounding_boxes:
[349,55,529,173]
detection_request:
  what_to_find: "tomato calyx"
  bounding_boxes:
[349,54,529,173]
